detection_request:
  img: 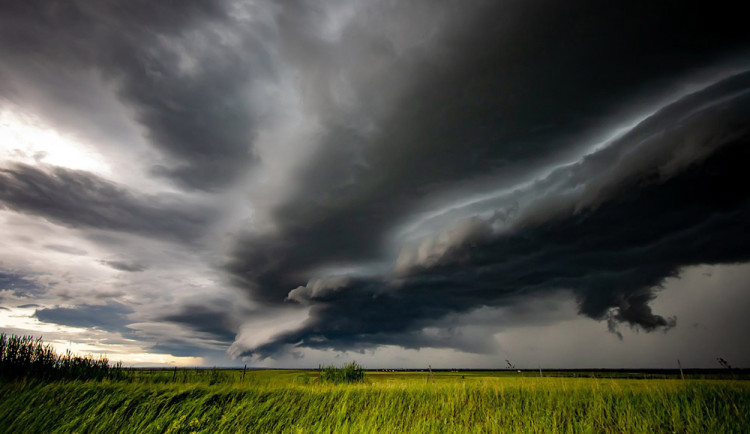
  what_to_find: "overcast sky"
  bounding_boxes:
[1,0,749,368]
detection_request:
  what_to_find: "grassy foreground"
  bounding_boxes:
[1,371,748,433]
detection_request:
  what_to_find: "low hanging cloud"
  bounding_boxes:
[244,133,750,357]
[235,71,750,358]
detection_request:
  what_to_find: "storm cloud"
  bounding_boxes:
[240,132,750,356]
[223,1,750,357]
[1,0,750,367]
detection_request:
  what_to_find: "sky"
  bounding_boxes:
[1,0,749,369]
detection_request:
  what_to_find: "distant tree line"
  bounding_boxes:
[0,333,123,381]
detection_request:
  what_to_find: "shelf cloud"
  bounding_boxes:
[1,0,749,367]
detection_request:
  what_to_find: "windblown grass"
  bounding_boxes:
[0,338,746,433]
[319,361,366,384]
[1,372,747,433]
[0,333,123,381]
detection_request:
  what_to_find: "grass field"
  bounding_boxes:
[1,370,748,433]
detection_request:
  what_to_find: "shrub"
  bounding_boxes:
[319,361,365,383]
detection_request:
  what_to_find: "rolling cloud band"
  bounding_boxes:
[1,0,749,367]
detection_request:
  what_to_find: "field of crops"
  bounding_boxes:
[1,370,748,433]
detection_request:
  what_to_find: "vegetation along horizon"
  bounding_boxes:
[0,334,748,433]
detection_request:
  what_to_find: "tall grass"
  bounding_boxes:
[0,375,747,433]
[0,333,123,381]
[319,361,366,383]
[1,343,747,432]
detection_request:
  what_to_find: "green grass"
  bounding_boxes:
[319,362,366,384]
[1,371,748,433]
[0,333,123,381]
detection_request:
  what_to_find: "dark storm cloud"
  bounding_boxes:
[234,60,750,357]
[160,304,239,343]
[395,70,750,260]
[0,163,213,242]
[35,302,134,333]
[0,0,270,190]
[3,0,750,363]
[278,0,749,209]
[244,129,750,357]
[227,0,750,302]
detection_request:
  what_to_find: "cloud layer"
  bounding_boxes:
[1,0,750,367]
